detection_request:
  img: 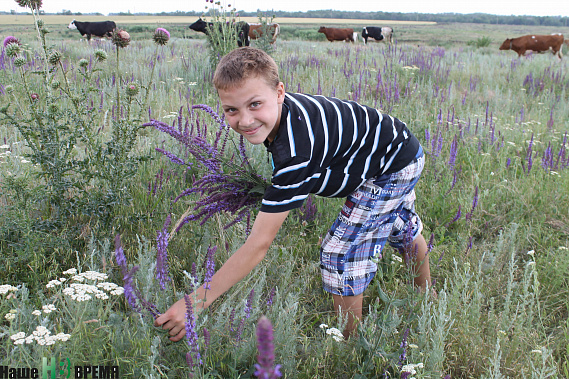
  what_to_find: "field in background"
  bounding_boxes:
[2,15,569,47]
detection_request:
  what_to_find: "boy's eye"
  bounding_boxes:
[225,108,237,114]
[250,101,260,108]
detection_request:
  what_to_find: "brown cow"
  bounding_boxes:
[318,26,355,42]
[248,23,280,44]
[499,34,564,59]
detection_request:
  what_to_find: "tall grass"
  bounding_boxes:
[1,17,569,377]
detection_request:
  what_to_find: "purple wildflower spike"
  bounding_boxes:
[254,316,282,379]
[448,135,458,170]
[398,328,410,367]
[266,287,276,308]
[203,245,217,290]
[465,186,479,221]
[245,289,255,319]
[184,294,202,369]
[156,214,172,290]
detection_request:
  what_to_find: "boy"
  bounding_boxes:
[155,47,431,341]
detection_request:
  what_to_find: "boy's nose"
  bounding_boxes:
[239,111,254,127]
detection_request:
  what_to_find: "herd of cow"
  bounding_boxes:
[66,18,395,46]
[67,19,569,59]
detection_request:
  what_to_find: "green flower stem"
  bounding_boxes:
[137,45,160,121]
[116,47,121,115]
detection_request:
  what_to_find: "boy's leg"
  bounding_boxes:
[332,293,363,339]
[404,233,431,291]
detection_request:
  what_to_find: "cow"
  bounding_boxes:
[248,22,280,44]
[189,18,250,47]
[67,20,116,41]
[361,26,394,45]
[499,34,565,59]
[318,26,355,43]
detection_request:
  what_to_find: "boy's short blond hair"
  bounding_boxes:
[213,47,280,90]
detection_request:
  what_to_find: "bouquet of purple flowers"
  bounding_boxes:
[144,104,269,235]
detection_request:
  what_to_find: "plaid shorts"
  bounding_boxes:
[320,147,425,296]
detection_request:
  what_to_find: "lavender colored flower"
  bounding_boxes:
[254,316,282,379]
[203,245,217,290]
[266,287,276,308]
[245,288,255,319]
[447,205,461,226]
[465,186,479,221]
[427,233,435,254]
[156,214,172,290]
[229,307,236,331]
[153,27,170,45]
[3,36,20,48]
[398,328,410,367]
[506,157,511,168]
[184,294,202,369]
[448,135,458,170]
[297,195,318,223]
[147,116,267,233]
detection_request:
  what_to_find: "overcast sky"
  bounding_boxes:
[14,0,569,17]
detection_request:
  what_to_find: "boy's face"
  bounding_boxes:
[218,75,285,145]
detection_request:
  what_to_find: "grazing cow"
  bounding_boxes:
[499,34,564,59]
[189,18,250,47]
[361,26,394,45]
[67,20,116,41]
[248,23,280,44]
[318,26,355,43]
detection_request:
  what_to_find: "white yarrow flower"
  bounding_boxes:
[0,284,18,295]
[10,332,26,340]
[32,310,42,316]
[63,268,78,275]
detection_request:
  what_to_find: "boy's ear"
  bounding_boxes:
[276,82,285,103]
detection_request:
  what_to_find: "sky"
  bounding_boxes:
[14,0,569,17]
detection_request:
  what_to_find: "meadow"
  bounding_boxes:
[1,11,569,378]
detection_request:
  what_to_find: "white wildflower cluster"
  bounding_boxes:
[5,309,17,321]
[50,269,124,302]
[0,284,18,295]
[42,304,57,314]
[71,271,109,282]
[319,323,344,342]
[401,362,424,376]
[10,326,70,346]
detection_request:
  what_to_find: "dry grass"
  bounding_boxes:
[0,14,436,26]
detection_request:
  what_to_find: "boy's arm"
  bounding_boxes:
[154,210,290,342]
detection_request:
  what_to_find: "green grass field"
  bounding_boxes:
[1,10,569,378]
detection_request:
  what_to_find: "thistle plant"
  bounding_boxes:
[200,0,244,69]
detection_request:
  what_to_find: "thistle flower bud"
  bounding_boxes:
[112,29,130,48]
[13,56,26,67]
[3,36,20,48]
[152,28,170,46]
[48,50,62,65]
[4,85,14,94]
[94,49,107,62]
[50,80,60,89]
[5,43,21,58]
[78,58,89,68]
[30,93,39,101]
[48,103,58,113]
[125,83,139,97]
[36,19,44,28]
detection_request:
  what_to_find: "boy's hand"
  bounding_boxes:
[154,297,189,342]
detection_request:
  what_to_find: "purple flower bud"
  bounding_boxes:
[254,316,282,379]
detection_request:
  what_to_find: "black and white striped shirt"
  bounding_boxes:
[261,93,420,213]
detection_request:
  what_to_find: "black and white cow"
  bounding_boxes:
[68,20,116,41]
[189,18,250,47]
[361,26,394,45]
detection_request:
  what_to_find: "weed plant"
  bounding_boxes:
[1,4,569,377]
